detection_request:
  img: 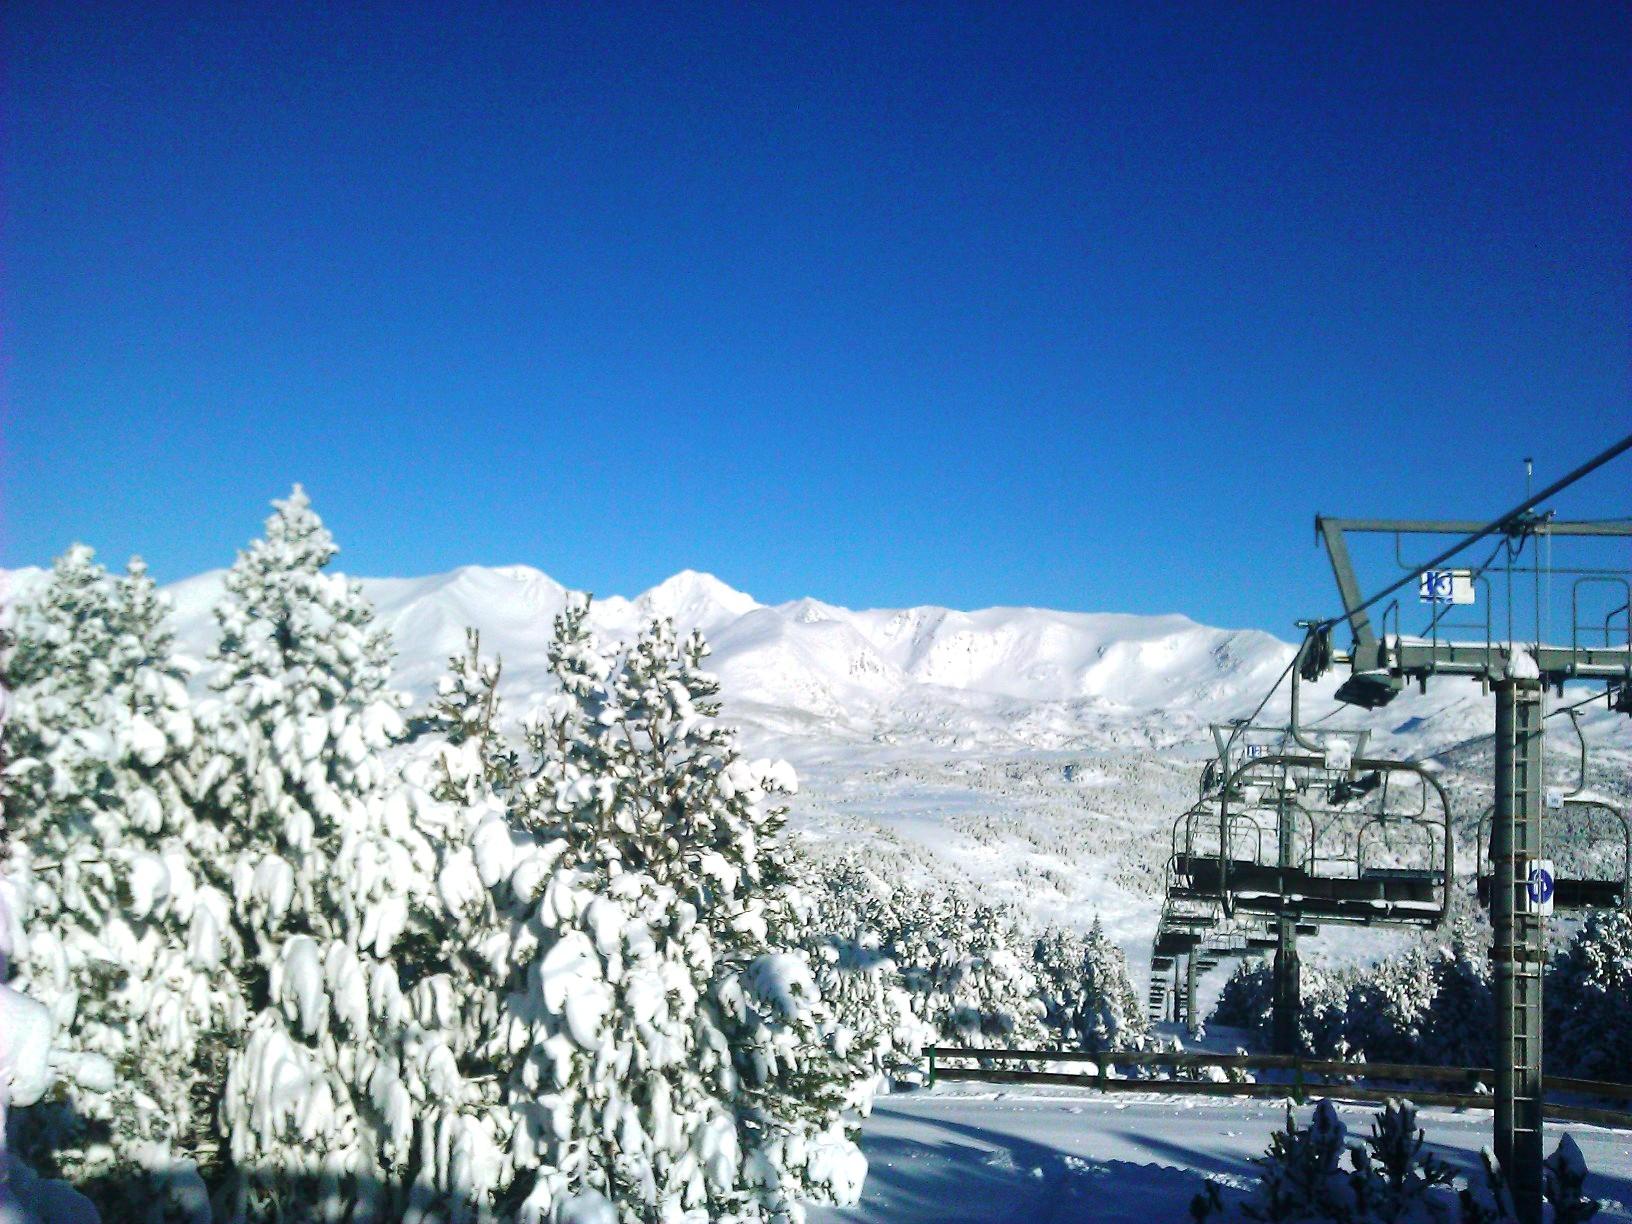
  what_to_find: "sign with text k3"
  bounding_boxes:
[1419,569,1475,605]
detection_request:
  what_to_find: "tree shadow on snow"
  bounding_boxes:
[815,1109,1255,1224]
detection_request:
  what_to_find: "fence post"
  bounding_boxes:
[927,1047,936,1088]
[1293,1057,1306,1106]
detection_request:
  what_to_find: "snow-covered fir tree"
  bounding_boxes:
[469,599,869,1222]
[1193,1099,1603,1223]
[1209,923,1488,1067]
[3,549,229,1219]
[793,851,931,1098]
[1033,918,1146,1052]
[1547,909,1632,1081]
[1343,923,1489,1067]
[192,487,441,1221]
[878,886,1045,1048]
[387,628,530,1223]
[2,849,104,1224]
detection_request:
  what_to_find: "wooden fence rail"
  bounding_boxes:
[921,1046,1632,1130]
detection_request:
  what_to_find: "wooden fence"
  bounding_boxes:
[923,1046,1632,1129]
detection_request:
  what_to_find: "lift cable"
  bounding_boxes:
[1402,688,1620,766]
[1315,430,1632,636]
[1237,652,1300,734]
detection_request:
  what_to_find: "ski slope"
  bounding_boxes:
[811,1083,1632,1223]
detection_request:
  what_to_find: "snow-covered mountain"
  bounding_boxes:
[8,559,1616,754]
[8,560,1627,989]
[6,562,1313,742]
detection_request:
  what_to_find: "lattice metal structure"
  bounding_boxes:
[1304,453,1632,1224]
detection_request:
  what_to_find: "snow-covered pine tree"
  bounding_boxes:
[1,851,103,1224]
[1033,918,1145,1052]
[1547,909,1632,1080]
[193,486,438,1221]
[3,549,228,1219]
[482,599,869,1222]
[420,629,522,801]
[794,851,930,1098]
[1081,918,1145,1051]
[1032,924,1089,1046]
[1412,923,1490,1068]
[386,628,531,1223]
[1337,924,1489,1067]
[881,885,1044,1049]
[1192,1099,1601,1223]
[1207,958,1346,1058]
[1209,959,1274,1038]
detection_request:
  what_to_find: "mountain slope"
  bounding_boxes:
[0,560,1541,751]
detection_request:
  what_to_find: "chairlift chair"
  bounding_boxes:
[1192,750,1453,927]
[1475,798,1631,912]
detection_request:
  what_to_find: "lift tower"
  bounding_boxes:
[1310,502,1632,1224]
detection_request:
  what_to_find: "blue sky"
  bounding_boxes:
[3,2,1628,635]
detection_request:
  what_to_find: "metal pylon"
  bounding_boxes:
[1272,792,1301,1055]
[1185,951,1200,1037]
[1493,678,1545,1224]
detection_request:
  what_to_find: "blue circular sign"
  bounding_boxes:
[1527,867,1555,906]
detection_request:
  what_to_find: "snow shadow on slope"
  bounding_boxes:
[814,1111,1255,1223]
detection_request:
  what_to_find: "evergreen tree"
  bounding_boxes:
[481,600,869,1222]
[389,630,529,1224]
[795,852,931,1098]
[4,550,230,1219]
[1,852,104,1224]
[1547,909,1632,1080]
[194,487,431,1221]
[1081,917,1146,1051]
[882,887,1044,1048]
[1210,925,1486,1067]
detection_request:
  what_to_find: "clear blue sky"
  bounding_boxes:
[3,2,1628,635]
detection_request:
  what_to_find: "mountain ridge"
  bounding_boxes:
[6,559,1592,755]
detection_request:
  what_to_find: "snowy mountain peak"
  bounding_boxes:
[604,569,763,638]
[640,568,759,612]
[5,555,1529,753]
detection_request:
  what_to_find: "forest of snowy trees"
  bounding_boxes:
[0,489,1145,1223]
[1208,915,1632,1076]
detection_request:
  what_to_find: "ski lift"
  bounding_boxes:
[1474,706,1632,912]
[1475,799,1630,911]
[1354,770,1447,888]
[1183,749,1452,927]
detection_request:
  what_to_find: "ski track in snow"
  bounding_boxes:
[812,1085,1632,1223]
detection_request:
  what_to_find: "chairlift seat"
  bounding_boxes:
[1360,866,1442,882]
[1227,893,1442,925]
[1154,931,1203,956]
[1476,875,1626,910]
[1174,854,1441,906]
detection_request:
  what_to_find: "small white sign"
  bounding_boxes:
[1545,788,1565,811]
[1521,860,1556,916]
[1419,569,1475,605]
[1243,744,1272,759]
[1323,739,1354,772]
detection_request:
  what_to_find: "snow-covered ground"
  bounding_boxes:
[811,1083,1632,1223]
